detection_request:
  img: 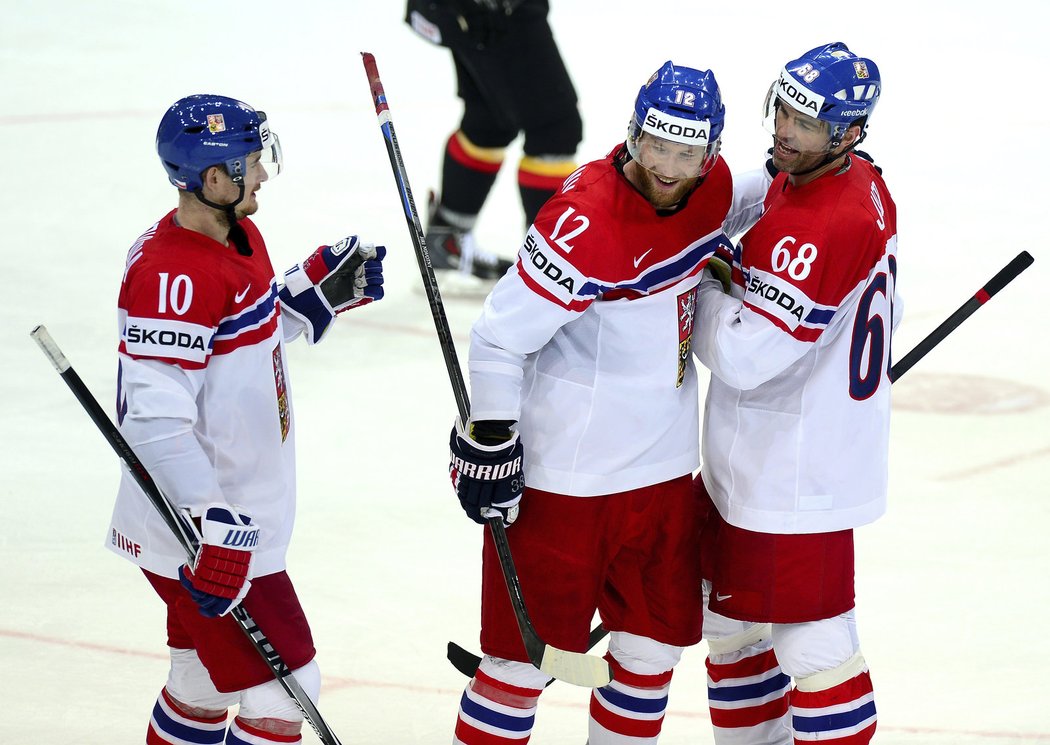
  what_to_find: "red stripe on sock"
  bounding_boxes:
[589,692,665,738]
[710,692,790,728]
[706,647,779,683]
[605,652,673,688]
[791,671,873,710]
[455,718,530,745]
[472,668,542,708]
[233,717,302,743]
[516,169,568,191]
[447,134,503,174]
[159,688,228,724]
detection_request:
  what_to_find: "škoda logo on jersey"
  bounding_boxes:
[743,269,814,331]
[123,316,211,364]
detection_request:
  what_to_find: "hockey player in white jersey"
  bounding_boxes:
[694,43,897,744]
[446,62,736,745]
[108,95,385,745]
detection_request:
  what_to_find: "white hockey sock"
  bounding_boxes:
[790,654,875,743]
[588,653,673,745]
[706,628,791,745]
[454,660,544,744]
[147,687,227,745]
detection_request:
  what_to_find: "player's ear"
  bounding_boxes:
[838,124,863,153]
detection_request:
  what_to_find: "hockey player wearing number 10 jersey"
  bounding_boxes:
[694,43,898,744]
[108,95,385,745]
[446,62,766,745]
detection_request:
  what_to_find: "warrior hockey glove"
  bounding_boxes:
[449,418,524,527]
[179,504,260,618]
[279,236,386,344]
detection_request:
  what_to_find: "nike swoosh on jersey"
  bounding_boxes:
[234,284,252,303]
[715,593,733,601]
[633,248,654,268]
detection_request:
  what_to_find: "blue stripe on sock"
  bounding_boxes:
[595,685,668,715]
[459,691,535,733]
[707,672,791,703]
[152,700,225,744]
[793,699,877,734]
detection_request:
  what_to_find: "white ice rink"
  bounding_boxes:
[3,1,1049,742]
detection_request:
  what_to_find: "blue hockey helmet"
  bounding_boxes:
[763,42,881,146]
[627,61,725,180]
[156,94,282,192]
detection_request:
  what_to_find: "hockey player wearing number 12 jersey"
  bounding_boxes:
[694,44,898,744]
[108,95,385,745]
[446,62,765,745]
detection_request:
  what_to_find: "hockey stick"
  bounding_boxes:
[444,250,1037,679]
[361,51,611,689]
[29,325,344,745]
[889,250,1034,381]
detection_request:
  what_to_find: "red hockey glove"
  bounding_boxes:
[179,504,259,618]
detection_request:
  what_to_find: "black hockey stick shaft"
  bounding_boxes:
[361,52,609,688]
[29,326,343,745]
[889,250,1034,382]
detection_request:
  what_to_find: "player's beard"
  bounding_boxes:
[636,168,697,210]
[771,137,833,175]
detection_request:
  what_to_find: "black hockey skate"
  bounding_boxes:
[425,192,513,295]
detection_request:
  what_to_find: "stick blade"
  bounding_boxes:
[538,645,612,688]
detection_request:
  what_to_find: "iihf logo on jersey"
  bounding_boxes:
[676,287,698,388]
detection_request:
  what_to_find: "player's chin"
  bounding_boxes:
[238,197,260,218]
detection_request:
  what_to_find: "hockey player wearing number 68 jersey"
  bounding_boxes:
[108,95,385,745]
[447,62,765,745]
[693,43,897,744]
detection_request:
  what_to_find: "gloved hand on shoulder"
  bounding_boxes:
[449,418,524,527]
[179,504,259,618]
[279,235,385,344]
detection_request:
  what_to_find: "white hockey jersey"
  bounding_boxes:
[695,156,899,534]
[470,145,734,496]
[107,212,297,578]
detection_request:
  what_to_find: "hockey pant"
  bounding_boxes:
[146,647,320,745]
[454,632,683,745]
[703,588,876,744]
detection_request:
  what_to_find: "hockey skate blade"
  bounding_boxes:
[538,645,612,688]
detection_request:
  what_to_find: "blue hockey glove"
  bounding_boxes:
[279,236,385,344]
[179,504,259,618]
[449,418,524,527]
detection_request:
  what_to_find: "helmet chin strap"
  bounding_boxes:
[193,184,253,256]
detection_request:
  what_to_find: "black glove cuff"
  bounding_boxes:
[470,419,515,446]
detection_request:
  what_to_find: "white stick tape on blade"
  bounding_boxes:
[539,646,612,688]
[30,325,70,373]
